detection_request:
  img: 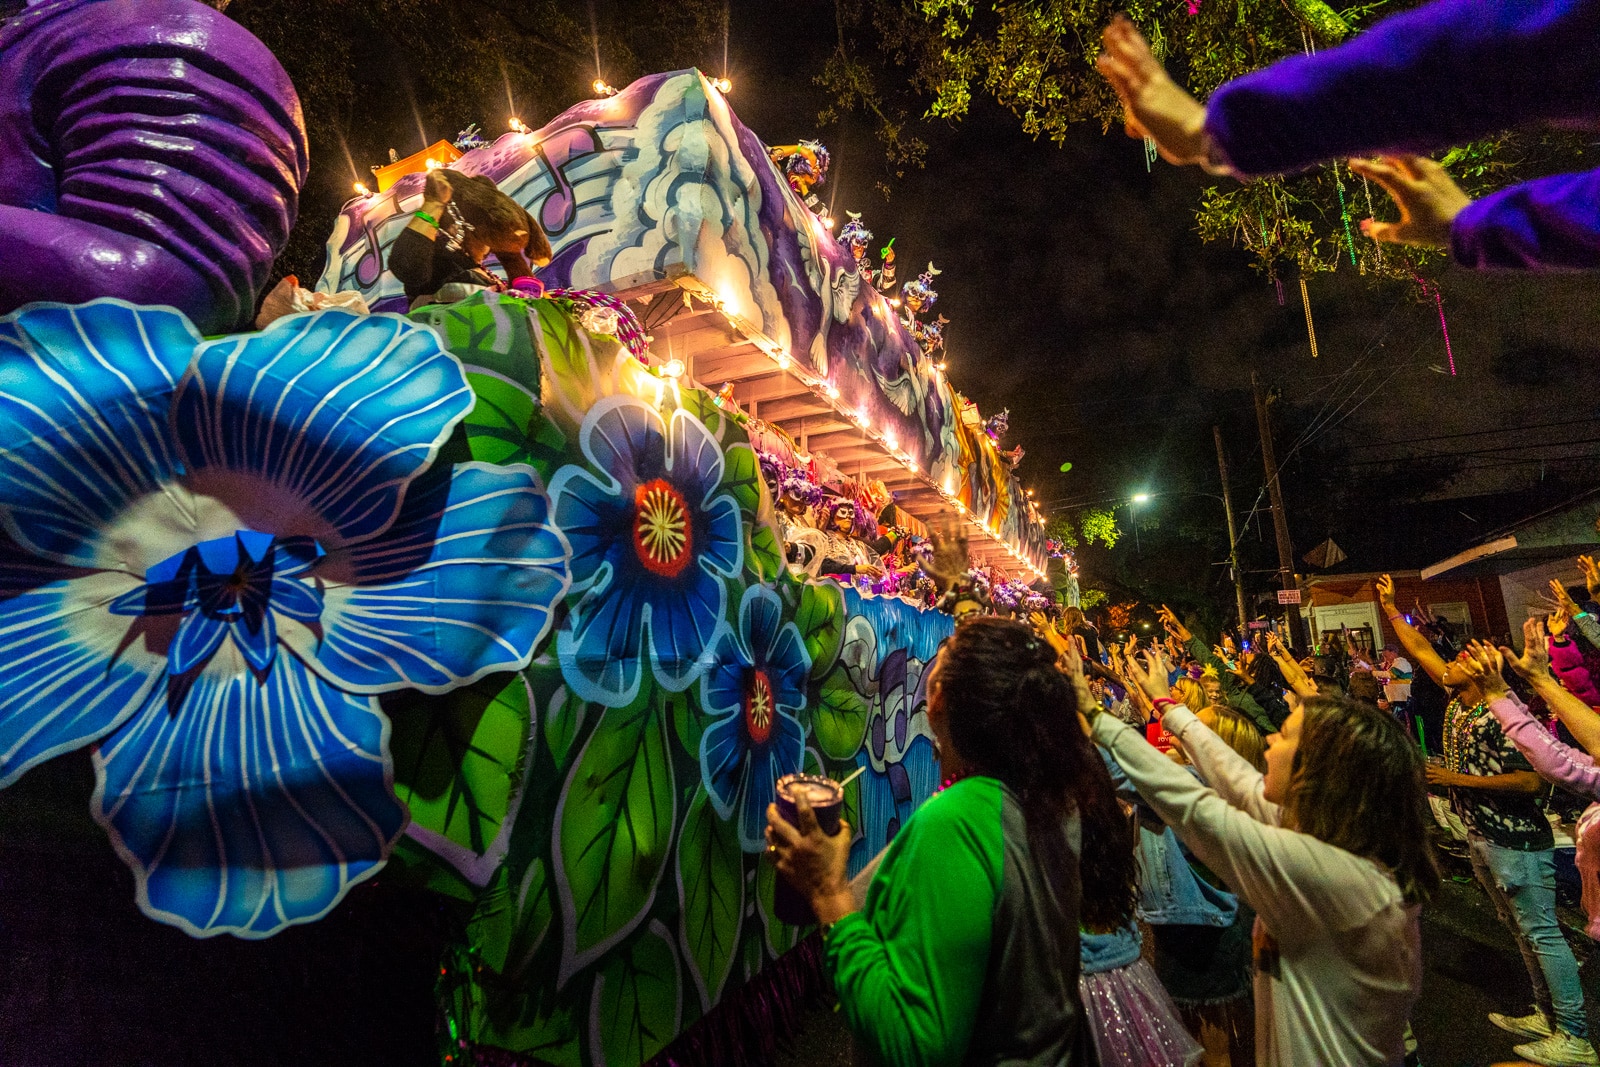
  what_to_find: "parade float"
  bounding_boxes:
[0,8,1052,1057]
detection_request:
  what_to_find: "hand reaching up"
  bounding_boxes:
[1501,617,1553,682]
[1159,604,1192,643]
[1460,641,1510,701]
[1580,555,1600,601]
[1095,16,1216,170]
[1347,155,1470,250]
[1126,645,1174,702]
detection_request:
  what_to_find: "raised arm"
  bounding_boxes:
[1092,711,1380,946]
[1378,575,1450,687]
[1503,619,1600,760]
[1465,640,1600,803]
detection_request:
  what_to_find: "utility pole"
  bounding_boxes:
[1213,426,1248,637]
[1252,372,1306,650]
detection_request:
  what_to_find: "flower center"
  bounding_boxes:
[744,669,774,746]
[632,478,693,578]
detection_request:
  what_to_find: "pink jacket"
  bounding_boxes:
[1489,694,1600,940]
[1548,636,1600,709]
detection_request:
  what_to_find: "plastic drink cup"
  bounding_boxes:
[772,773,844,925]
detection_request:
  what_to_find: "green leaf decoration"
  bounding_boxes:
[380,836,478,903]
[675,384,727,442]
[668,689,709,763]
[386,672,532,863]
[675,785,744,1010]
[754,854,799,958]
[544,684,589,776]
[532,299,601,423]
[591,921,682,1067]
[554,692,677,984]
[462,369,540,465]
[470,980,582,1067]
[720,441,764,516]
[842,768,863,847]
[794,580,845,680]
[815,664,871,760]
[747,520,785,586]
[468,856,555,979]
[413,291,542,389]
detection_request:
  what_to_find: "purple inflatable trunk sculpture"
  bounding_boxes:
[0,0,307,333]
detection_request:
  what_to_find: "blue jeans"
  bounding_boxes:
[1469,836,1588,1038]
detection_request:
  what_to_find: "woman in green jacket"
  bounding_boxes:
[766,617,1137,1066]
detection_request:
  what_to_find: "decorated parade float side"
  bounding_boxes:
[1,7,1052,1059]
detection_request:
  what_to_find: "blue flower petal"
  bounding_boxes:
[0,301,196,566]
[698,492,744,579]
[292,463,570,694]
[765,623,812,715]
[169,611,230,676]
[582,395,665,489]
[699,712,746,821]
[547,466,628,590]
[740,710,805,852]
[229,609,278,673]
[0,556,163,788]
[92,662,405,938]
[699,629,751,718]
[269,577,323,623]
[743,586,784,665]
[556,576,647,706]
[171,311,473,548]
[646,561,727,691]
[667,409,724,505]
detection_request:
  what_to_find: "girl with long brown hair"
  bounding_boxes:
[1101,647,1438,1067]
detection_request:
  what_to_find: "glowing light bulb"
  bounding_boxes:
[593,79,617,97]
[660,358,685,379]
[775,352,791,369]
[823,383,840,399]
[935,361,946,372]
[712,77,732,93]
[353,182,370,197]
[854,407,870,425]
[509,117,530,135]
[908,460,918,472]
[424,158,441,170]
[890,297,902,308]
[883,429,898,450]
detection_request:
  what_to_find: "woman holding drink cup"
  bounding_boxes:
[765,616,1137,1065]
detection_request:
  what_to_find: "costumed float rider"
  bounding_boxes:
[814,500,885,585]
[389,169,552,310]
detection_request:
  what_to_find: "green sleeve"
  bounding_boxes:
[1186,635,1274,734]
[825,777,1003,1067]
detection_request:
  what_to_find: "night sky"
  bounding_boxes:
[269,0,1600,597]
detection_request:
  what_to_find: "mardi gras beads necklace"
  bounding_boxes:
[1443,698,1487,773]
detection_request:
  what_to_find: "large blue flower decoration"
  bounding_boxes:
[0,300,570,938]
[548,395,743,704]
[699,585,810,851]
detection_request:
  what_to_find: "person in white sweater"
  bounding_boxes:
[1092,648,1439,1067]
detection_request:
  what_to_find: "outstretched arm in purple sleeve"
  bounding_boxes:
[1489,694,1600,802]
[0,0,308,334]
[1203,0,1600,177]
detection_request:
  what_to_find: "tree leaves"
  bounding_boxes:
[386,672,532,866]
[469,856,555,978]
[591,921,682,1067]
[675,785,744,1010]
[554,693,677,984]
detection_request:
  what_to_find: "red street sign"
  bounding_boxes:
[1277,588,1302,605]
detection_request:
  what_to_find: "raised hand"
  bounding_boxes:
[1502,617,1553,681]
[1375,573,1398,610]
[1031,612,1071,659]
[1095,16,1216,170]
[1347,155,1471,250]
[1460,641,1510,700]
[1127,645,1174,702]
[1159,604,1192,643]
[1580,555,1600,600]
[1549,578,1580,618]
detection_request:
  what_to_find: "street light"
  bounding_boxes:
[1132,493,1150,504]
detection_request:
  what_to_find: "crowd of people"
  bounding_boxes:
[762,1,1600,1063]
[770,542,1600,1067]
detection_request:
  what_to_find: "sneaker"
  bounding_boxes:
[1493,1009,1554,1040]
[1515,1031,1600,1067]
